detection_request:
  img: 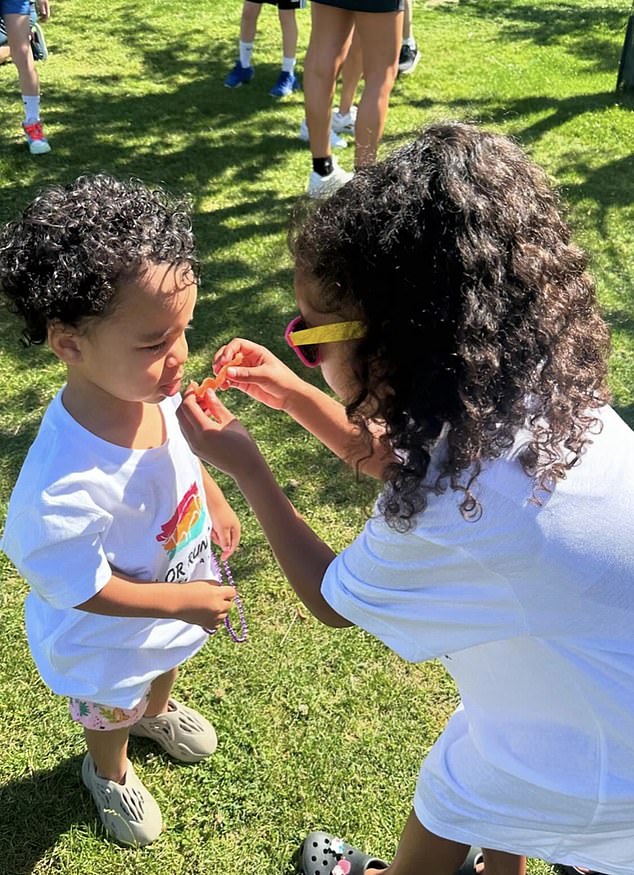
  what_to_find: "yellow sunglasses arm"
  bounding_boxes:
[289,321,366,345]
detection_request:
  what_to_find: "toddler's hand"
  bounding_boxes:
[211,502,241,560]
[176,580,235,628]
[177,386,264,482]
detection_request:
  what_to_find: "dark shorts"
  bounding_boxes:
[312,0,403,10]
[248,0,306,9]
[0,0,31,14]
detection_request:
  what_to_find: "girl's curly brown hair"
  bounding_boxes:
[291,122,611,530]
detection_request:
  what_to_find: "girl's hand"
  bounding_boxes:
[176,580,235,628]
[210,501,241,560]
[36,0,50,21]
[213,338,308,412]
[177,386,264,482]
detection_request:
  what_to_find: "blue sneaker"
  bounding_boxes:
[224,60,254,88]
[269,70,300,98]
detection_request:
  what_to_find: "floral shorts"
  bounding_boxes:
[68,688,150,731]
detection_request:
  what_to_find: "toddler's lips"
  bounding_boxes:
[161,376,182,396]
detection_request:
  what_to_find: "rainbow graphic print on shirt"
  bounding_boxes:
[156,482,206,560]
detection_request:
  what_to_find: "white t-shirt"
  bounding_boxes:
[321,406,634,874]
[1,391,218,708]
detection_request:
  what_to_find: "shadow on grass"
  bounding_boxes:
[0,755,88,874]
[0,16,314,482]
[405,89,634,152]
[0,13,305,207]
[0,5,632,486]
[454,0,628,74]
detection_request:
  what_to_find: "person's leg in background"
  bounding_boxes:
[332,26,362,134]
[224,0,261,87]
[303,2,355,195]
[398,0,420,76]
[299,25,359,148]
[0,18,11,64]
[4,8,50,153]
[270,4,300,97]
[0,16,10,63]
[353,8,401,168]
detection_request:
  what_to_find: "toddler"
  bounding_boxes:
[0,175,241,847]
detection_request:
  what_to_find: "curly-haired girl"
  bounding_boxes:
[0,174,242,847]
[177,122,634,875]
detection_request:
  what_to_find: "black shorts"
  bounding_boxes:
[312,0,403,10]
[249,0,306,9]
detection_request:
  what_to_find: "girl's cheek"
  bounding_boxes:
[321,360,359,404]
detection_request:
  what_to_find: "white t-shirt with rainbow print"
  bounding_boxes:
[2,391,215,708]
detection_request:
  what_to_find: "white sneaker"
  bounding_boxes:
[298,118,347,149]
[307,161,353,198]
[332,106,357,134]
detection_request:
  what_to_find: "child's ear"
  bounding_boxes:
[48,321,83,364]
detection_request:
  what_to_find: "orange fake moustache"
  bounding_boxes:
[194,352,243,413]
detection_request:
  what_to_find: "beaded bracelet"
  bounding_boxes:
[204,554,248,643]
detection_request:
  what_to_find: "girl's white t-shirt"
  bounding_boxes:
[1,391,216,708]
[321,406,634,874]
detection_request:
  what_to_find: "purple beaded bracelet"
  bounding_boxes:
[204,554,248,643]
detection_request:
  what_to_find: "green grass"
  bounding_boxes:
[1,1,633,872]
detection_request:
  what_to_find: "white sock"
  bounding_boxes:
[22,95,40,124]
[403,36,417,50]
[281,56,296,74]
[239,41,254,68]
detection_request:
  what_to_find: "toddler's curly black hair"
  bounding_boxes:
[0,173,198,345]
[290,121,611,529]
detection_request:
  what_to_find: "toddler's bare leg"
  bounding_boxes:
[144,666,179,717]
[84,726,130,783]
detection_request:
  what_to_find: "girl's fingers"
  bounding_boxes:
[223,365,256,383]
[213,338,268,370]
[213,340,245,365]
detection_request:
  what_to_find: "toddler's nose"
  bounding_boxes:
[167,332,188,368]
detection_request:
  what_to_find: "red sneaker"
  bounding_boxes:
[22,120,51,155]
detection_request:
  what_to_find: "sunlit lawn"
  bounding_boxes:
[1,1,633,872]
